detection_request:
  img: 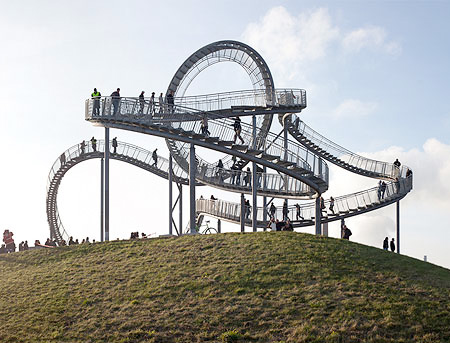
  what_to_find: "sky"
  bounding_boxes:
[1,0,449,268]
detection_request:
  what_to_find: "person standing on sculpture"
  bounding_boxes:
[233,117,245,144]
[111,88,120,115]
[91,88,101,115]
[112,137,118,154]
[139,91,145,114]
[167,91,175,113]
[159,92,164,113]
[152,148,158,167]
[90,137,97,152]
[80,140,86,155]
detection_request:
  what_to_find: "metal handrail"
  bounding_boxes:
[85,96,329,189]
[196,175,413,225]
[46,140,192,244]
[286,114,410,180]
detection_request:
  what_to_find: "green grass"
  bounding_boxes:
[0,232,449,342]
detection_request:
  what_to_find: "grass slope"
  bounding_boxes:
[0,232,449,343]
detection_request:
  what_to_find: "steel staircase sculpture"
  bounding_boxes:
[46,140,193,243]
[54,39,412,241]
[281,113,408,180]
[196,174,413,229]
[85,94,328,197]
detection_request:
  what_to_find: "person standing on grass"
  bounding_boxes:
[390,238,396,252]
[342,225,352,240]
[383,237,389,250]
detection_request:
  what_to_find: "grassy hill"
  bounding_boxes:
[0,232,449,343]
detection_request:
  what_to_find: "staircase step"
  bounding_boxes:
[205,136,219,143]
[231,144,249,151]
[246,149,263,156]
[217,140,234,147]
[261,153,278,160]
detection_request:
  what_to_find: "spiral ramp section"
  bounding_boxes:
[46,140,195,244]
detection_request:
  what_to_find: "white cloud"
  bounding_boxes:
[332,99,378,119]
[324,138,450,268]
[242,7,339,81]
[241,6,401,84]
[342,26,401,55]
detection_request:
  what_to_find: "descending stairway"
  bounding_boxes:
[280,113,409,180]
[86,91,329,197]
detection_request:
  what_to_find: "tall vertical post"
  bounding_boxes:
[168,155,173,236]
[179,184,183,235]
[240,193,245,233]
[252,114,257,232]
[100,158,104,242]
[315,196,321,235]
[217,219,221,233]
[283,118,289,213]
[104,127,110,241]
[189,143,196,234]
[263,165,267,224]
[396,200,400,254]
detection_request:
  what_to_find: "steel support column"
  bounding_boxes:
[217,219,221,233]
[168,155,173,236]
[263,166,267,227]
[315,196,321,235]
[104,127,110,241]
[252,114,257,232]
[189,143,196,234]
[179,183,183,235]
[100,158,104,242]
[396,200,400,254]
[240,193,245,232]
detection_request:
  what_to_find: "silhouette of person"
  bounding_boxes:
[91,88,101,115]
[152,149,158,167]
[390,238,396,252]
[111,88,120,115]
[90,137,97,152]
[383,237,389,251]
[112,137,118,154]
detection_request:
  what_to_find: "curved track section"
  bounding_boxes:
[46,140,193,244]
[165,40,279,181]
[85,95,329,197]
[196,175,413,229]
